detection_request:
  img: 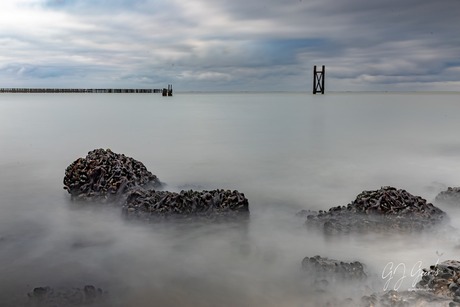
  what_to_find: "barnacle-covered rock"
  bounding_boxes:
[299,255,368,307]
[63,149,161,202]
[301,255,367,281]
[361,260,460,306]
[435,187,460,205]
[27,285,106,307]
[305,186,447,234]
[417,260,460,298]
[63,149,251,221]
[123,189,249,221]
[361,290,455,307]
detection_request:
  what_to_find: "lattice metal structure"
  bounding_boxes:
[313,65,325,94]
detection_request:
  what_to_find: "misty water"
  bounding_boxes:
[1,92,460,306]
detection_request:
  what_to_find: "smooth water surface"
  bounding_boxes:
[1,92,460,306]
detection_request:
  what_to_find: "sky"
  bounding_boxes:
[0,0,459,92]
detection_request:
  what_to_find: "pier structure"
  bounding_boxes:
[162,84,173,96]
[313,65,325,94]
[0,86,173,95]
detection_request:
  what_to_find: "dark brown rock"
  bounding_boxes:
[301,255,367,281]
[305,186,447,234]
[63,148,161,202]
[417,260,460,298]
[122,188,249,221]
[360,260,460,307]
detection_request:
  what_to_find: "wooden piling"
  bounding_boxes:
[0,86,173,95]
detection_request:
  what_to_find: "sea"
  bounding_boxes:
[1,92,460,306]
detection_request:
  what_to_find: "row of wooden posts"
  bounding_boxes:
[0,85,173,96]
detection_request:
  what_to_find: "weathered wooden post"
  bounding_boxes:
[313,65,325,94]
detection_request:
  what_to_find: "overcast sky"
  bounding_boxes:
[1,0,459,91]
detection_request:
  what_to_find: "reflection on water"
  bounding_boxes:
[1,93,460,306]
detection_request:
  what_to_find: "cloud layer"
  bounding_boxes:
[1,0,459,91]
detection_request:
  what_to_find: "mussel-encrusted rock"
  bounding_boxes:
[306,186,447,234]
[63,149,161,202]
[417,260,460,298]
[435,187,460,205]
[301,255,367,281]
[123,189,249,220]
[361,290,456,307]
[361,260,460,306]
[27,285,106,306]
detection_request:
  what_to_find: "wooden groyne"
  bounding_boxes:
[0,85,173,96]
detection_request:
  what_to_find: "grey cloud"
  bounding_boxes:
[1,0,459,90]
[0,63,72,79]
[43,0,151,13]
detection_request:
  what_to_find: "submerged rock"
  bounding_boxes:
[301,255,367,281]
[27,285,106,307]
[305,186,447,234]
[361,290,455,307]
[435,187,460,205]
[299,256,460,306]
[123,188,249,221]
[63,149,161,202]
[300,257,460,306]
[300,255,369,307]
[417,260,460,298]
[361,260,460,307]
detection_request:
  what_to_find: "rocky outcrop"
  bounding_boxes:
[417,260,460,299]
[123,188,249,220]
[63,149,250,220]
[435,187,460,205]
[301,255,367,281]
[63,149,161,202]
[361,290,456,307]
[299,255,369,307]
[305,186,447,234]
[302,257,460,306]
[360,260,460,306]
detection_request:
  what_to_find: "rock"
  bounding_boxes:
[436,187,460,205]
[360,260,460,307]
[417,260,460,298]
[27,285,105,306]
[63,149,161,202]
[295,209,318,219]
[122,188,249,221]
[361,290,454,307]
[305,186,447,234]
[299,256,460,306]
[301,255,367,281]
[29,287,50,300]
[300,255,369,307]
[63,149,250,221]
